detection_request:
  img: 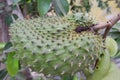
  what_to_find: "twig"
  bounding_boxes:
[93,13,120,38]
[23,4,29,19]
[16,4,24,20]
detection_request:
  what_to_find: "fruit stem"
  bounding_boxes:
[93,13,120,38]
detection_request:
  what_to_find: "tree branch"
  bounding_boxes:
[93,13,120,38]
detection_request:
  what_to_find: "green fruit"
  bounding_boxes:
[0,43,5,49]
[0,43,6,53]
[73,74,78,80]
[102,62,120,80]
[87,50,110,80]
[9,13,106,77]
[105,37,118,57]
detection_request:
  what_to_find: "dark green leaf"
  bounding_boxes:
[53,0,69,16]
[112,23,120,31]
[0,69,7,80]
[116,38,120,51]
[4,42,12,50]
[37,0,51,16]
[11,5,18,10]
[116,51,120,57]
[110,28,119,32]
[97,0,105,9]
[83,0,91,12]
[27,2,37,14]
[13,14,18,20]
[63,75,73,80]
[6,52,19,76]
[109,32,120,39]
[5,14,13,26]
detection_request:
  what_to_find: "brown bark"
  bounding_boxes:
[0,15,9,42]
[0,0,9,42]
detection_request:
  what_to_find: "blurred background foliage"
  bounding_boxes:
[0,0,120,80]
[0,0,120,24]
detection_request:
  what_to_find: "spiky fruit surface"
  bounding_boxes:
[9,13,105,76]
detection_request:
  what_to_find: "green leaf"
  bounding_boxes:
[73,74,78,80]
[115,51,120,57]
[4,42,12,50]
[27,0,32,3]
[37,0,51,16]
[0,43,6,49]
[109,32,120,39]
[63,75,73,80]
[12,14,18,20]
[83,0,91,12]
[53,0,69,16]
[112,23,120,31]
[102,62,120,80]
[5,14,13,26]
[0,42,6,54]
[6,52,19,76]
[12,0,21,5]
[0,69,7,80]
[116,38,120,51]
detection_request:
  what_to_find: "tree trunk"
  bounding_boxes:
[0,0,9,42]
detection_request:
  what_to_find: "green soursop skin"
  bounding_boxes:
[9,13,105,76]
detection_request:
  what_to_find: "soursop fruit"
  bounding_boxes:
[9,13,106,77]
